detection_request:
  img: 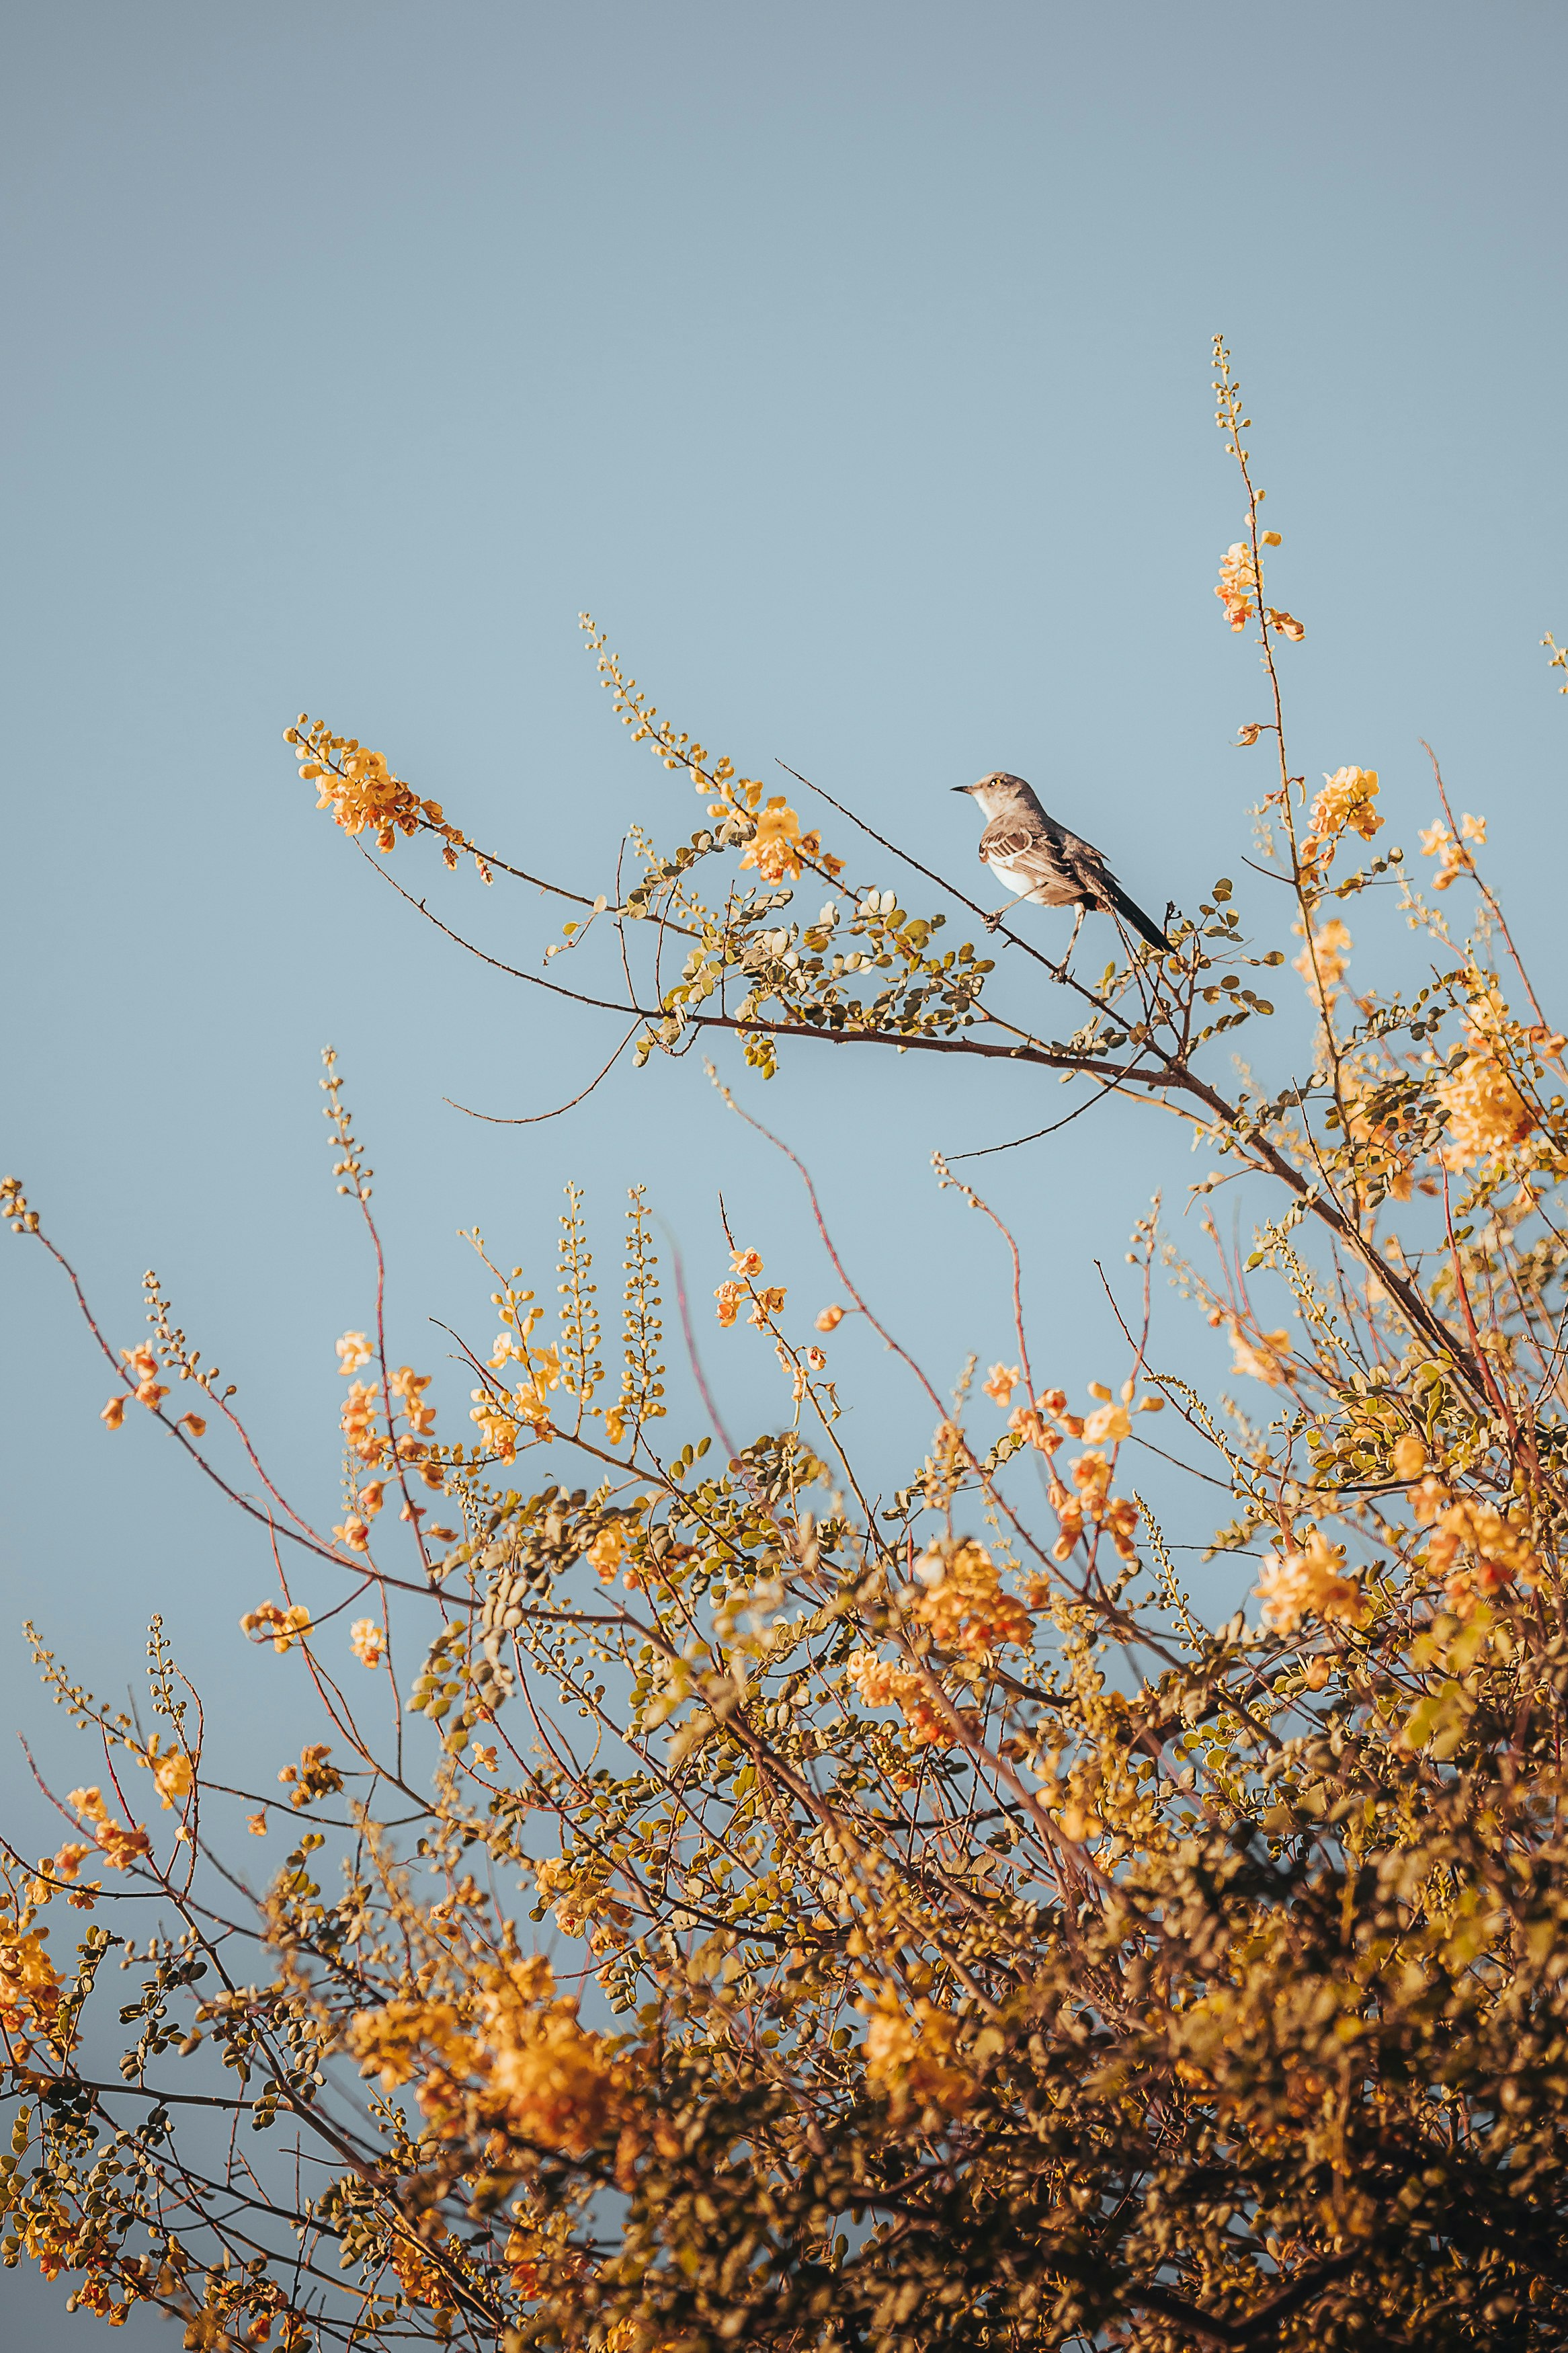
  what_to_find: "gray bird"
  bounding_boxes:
[952,772,1172,960]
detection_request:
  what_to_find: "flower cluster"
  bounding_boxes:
[1420,811,1485,889]
[844,1650,950,1747]
[1255,1530,1366,1634]
[240,1600,313,1652]
[1417,1492,1538,1616]
[862,1995,973,2120]
[910,1539,1032,1657]
[30,1841,97,1911]
[1436,1041,1537,1167]
[341,1380,386,1466]
[1309,765,1382,844]
[1216,539,1258,631]
[278,1743,343,1808]
[534,1858,634,1955]
[350,1618,386,1669]
[290,716,487,875]
[1302,766,1380,875]
[737,797,838,885]
[1007,1384,1069,1452]
[102,1342,169,1429]
[1228,1322,1292,1386]
[470,1371,554,1461]
[347,1954,624,2161]
[714,1245,786,1330]
[1053,1447,1141,1562]
[0,1918,60,2041]
[138,1739,193,1810]
[588,1523,626,1583]
[1292,915,1353,1012]
[66,1788,151,1872]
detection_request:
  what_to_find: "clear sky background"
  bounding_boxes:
[5,3,1568,2336]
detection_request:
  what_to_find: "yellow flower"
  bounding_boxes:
[100,1396,125,1431]
[588,1525,627,1583]
[341,1379,385,1464]
[247,1813,267,1837]
[845,1650,956,1747]
[731,1246,764,1277]
[815,1302,847,1332]
[1423,1497,1537,1615]
[178,1410,206,1437]
[738,797,828,884]
[983,1363,1021,1408]
[511,1377,555,1436]
[1215,539,1257,631]
[911,1538,1032,1657]
[1293,915,1352,1006]
[846,1650,905,1708]
[94,1818,152,1870]
[1255,1529,1364,1634]
[1081,1400,1132,1444]
[145,1745,193,1810]
[239,1600,313,1653]
[864,1995,973,2118]
[714,1281,745,1328]
[747,1285,787,1325]
[1391,1433,1427,1482]
[1419,817,1481,889]
[1436,1047,1536,1166]
[0,1921,62,2038]
[334,1516,372,1552]
[470,1391,522,1461]
[294,717,480,870]
[350,1618,386,1669]
[278,1743,343,1808]
[336,1330,374,1374]
[1229,1326,1291,1386]
[1309,766,1381,844]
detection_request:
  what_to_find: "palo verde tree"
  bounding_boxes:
[8,341,1568,2352]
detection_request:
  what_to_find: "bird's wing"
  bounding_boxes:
[1058,828,1113,880]
[1060,832,1170,949]
[977,818,1053,865]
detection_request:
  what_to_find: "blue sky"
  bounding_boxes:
[4,3,1567,2331]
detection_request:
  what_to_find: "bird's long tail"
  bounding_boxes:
[1108,883,1171,955]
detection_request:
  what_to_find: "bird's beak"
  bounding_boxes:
[950,784,973,795]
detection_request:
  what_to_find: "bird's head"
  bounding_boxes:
[953,772,1033,820]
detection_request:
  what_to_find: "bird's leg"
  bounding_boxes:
[983,903,1014,933]
[1061,904,1085,970]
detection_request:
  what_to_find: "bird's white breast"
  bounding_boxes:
[986,850,1076,907]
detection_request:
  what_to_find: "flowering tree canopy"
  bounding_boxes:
[9,342,1568,2351]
